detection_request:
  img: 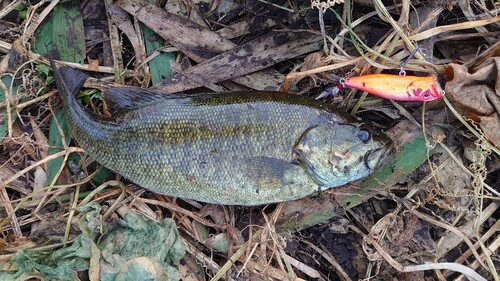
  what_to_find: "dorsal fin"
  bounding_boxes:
[103,87,172,111]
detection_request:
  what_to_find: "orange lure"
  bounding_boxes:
[343,74,443,102]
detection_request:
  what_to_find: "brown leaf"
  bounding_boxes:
[116,0,231,62]
[3,121,36,164]
[480,113,500,149]
[107,4,146,64]
[0,155,31,195]
[116,0,302,91]
[29,117,48,161]
[445,57,500,148]
[152,31,322,92]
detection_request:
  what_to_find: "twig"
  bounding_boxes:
[137,197,226,229]
[13,90,57,109]
[0,40,135,76]
[182,236,224,276]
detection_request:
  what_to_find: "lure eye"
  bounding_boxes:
[358,130,370,143]
[423,92,431,100]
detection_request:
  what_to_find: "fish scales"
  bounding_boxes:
[53,62,389,205]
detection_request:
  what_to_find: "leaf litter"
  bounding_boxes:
[0,0,499,280]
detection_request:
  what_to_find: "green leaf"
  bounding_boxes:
[362,134,431,188]
[36,64,50,77]
[87,162,113,186]
[34,0,86,61]
[19,9,27,20]
[78,89,102,106]
[33,13,54,56]
[142,25,175,85]
[46,109,71,186]
[52,0,85,62]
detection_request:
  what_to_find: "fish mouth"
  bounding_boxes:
[364,145,390,170]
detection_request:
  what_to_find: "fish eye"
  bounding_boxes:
[357,130,370,143]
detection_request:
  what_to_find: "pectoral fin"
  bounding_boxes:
[245,157,298,189]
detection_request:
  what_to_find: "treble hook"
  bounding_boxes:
[399,44,428,76]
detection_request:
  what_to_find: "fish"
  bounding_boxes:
[316,74,443,102]
[51,61,390,205]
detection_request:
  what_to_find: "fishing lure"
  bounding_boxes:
[317,46,443,101]
[347,74,442,101]
[317,74,443,102]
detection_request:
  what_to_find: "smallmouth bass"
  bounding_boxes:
[52,62,390,205]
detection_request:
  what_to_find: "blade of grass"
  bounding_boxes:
[409,15,500,42]
[372,0,422,60]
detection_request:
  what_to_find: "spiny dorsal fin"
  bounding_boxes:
[103,87,176,114]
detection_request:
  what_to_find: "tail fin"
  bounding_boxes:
[50,58,88,98]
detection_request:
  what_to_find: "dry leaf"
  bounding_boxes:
[117,0,285,91]
[152,31,322,92]
[0,155,31,195]
[445,57,500,148]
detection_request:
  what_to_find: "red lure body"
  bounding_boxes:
[343,74,442,101]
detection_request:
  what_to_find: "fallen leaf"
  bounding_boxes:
[152,31,322,92]
[445,57,500,148]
